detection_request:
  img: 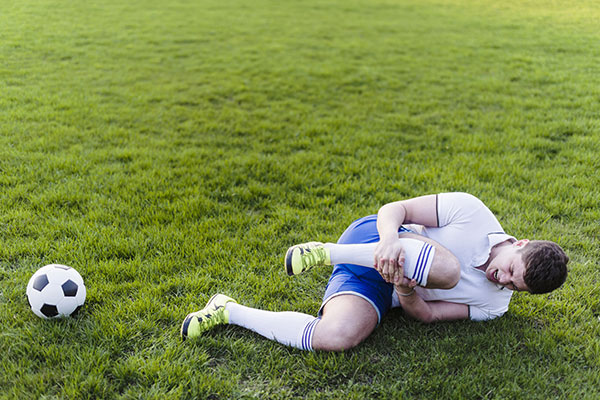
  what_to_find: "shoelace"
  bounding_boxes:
[300,247,327,270]
[200,305,227,329]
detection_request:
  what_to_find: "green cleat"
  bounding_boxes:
[285,242,331,276]
[180,294,237,341]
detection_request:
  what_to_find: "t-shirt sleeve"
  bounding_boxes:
[469,305,506,321]
[436,192,487,228]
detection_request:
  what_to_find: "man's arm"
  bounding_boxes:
[376,194,439,241]
[395,286,469,323]
[388,243,468,323]
[375,195,438,274]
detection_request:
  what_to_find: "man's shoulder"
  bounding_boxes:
[438,192,486,209]
[437,192,499,228]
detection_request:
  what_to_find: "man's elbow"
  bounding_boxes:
[414,309,458,324]
[416,314,436,324]
[413,310,444,324]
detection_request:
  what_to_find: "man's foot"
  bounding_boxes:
[285,242,331,276]
[180,294,237,341]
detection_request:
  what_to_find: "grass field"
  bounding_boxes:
[1,0,600,398]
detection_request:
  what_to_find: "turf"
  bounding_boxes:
[1,0,600,398]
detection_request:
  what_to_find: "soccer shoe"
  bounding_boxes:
[180,294,237,341]
[285,242,331,276]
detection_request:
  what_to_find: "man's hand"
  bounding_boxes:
[374,238,405,283]
[374,239,418,287]
[395,277,418,293]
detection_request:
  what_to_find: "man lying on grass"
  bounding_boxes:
[181,192,569,351]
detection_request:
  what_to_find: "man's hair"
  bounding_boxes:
[520,240,569,294]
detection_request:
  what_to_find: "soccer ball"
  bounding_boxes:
[26,264,86,319]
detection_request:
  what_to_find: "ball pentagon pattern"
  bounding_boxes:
[26,264,86,319]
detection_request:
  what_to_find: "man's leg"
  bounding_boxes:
[225,301,319,351]
[286,232,460,289]
[181,294,320,351]
[180,294,376,351]
[312,295,377,351]
[399,232,460,289]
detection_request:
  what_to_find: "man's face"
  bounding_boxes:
[486,240,531,292]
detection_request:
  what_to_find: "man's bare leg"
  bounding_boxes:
[312,295,378,351]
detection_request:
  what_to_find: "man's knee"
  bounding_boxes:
[399,232,460,289]
[427,245,460,289]
[312,295,378,351]
[313,320,373,351]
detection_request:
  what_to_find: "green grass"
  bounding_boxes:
[1,0,600,398]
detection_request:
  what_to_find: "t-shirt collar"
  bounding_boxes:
[488,232,516,248]
[472,232,516,269]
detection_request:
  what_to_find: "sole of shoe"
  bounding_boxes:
[180,314,194,340]
[285,246,295,276]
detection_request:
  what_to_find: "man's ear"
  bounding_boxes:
[515,239,530,248]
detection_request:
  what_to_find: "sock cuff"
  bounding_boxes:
[398,238,435,287]
[414,242,434,286]
[301,317,320,351]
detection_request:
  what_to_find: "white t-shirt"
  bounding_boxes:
[392,192,514,321]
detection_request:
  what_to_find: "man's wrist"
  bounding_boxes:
[379,234,400,245]
[397,287,415,297]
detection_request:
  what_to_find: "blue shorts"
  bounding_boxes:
[319,215,411,323]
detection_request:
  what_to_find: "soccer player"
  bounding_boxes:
[180,192,568,351]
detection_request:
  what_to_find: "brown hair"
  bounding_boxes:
[521,240,569,294]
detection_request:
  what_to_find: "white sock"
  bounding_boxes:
[226,303,319,351]
[325,238,435,286]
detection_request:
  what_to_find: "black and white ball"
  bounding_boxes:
[26,264,86,319]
